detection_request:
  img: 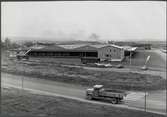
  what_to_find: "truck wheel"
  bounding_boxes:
[87,95,92,100]
[111,98,117,104]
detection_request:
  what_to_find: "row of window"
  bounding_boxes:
[109,49,116,52]
[105,54,112,57]
[28,52,98,57]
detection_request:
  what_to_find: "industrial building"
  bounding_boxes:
[25,44,125,63]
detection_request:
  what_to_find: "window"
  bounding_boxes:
[105,54,109,57]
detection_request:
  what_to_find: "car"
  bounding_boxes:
[94,63,106,68]
[116,64,124,68]
[104,63,113,68]
[141,65,148,70]
[94,63,113,68]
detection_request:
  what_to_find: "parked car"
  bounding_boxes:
[116,64,124,68]
[94,63,113,68]
[94,63,106,68]
[104,63,113,68]
[141,65,148,70]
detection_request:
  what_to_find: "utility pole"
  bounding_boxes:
[144,91,147,111]
[130,51,132,65]
[144,78,147,112]
[21,64,24,90]
[22,76,24,89]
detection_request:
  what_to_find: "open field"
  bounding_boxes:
[1,87,165,117]
[1,49,166,91]
[1,58,166,91]
[121,50,166,68]
[29,57,83,65]
[131,50,166,68]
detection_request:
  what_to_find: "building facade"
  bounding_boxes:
[97,45,124,61]
[24,44,125,62]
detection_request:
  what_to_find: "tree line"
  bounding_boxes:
[1,37,35,50]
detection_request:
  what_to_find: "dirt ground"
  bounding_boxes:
[1,87,165,117]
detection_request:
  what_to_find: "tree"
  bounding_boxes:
[108,41,115,44]
[23,41,34,47]
[4,37,11,49]
[1,40,5,49]
[11,42,20,49]
[89,33,99,41]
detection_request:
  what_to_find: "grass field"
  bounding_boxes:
[1,49,166,91]
[1,87,165,117]
[29,57,82,65]
[1,58,166,91]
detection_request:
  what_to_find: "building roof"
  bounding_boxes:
[58,44,86,49]
[91,44,123,49]
[73,45,97,51]
[27,44,123,53]
[122,46,137,51]
[30,45,66,52]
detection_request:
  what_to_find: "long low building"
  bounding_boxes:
[24,44,125,63]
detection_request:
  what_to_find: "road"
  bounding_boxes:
[1,72,166,115]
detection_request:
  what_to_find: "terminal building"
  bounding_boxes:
[25,44,125,63]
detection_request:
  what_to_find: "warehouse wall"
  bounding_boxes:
[98,46,124,61]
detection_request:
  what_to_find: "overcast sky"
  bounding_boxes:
[1,1,166,42]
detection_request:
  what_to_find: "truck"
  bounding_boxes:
[86,85,127,104]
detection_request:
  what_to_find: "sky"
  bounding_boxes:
[1,1,166,42]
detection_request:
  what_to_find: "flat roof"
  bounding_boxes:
[59,44,86,49]
[91,44,123,49]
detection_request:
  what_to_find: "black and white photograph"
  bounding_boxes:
[1,1,166,117]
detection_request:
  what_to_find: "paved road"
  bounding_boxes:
[1,72,166,115]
